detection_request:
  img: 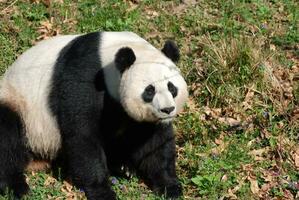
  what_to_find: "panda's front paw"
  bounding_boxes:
[84,184,116,200]
[165,183,183,199]
[154,182,183,199]
[13,181,30,199]
[0,177,30,199]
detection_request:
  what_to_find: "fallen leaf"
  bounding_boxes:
[42,0,50,7]
[182,0,197,4]
[270,44,276,51]
[203,106,221,118]
[173,0,198,15]
[293,147,299,169]
[144,8,159,19]
[225,188,238,199]
[218,117,241,127]
[248,176,260,195]
[261,183,272,192]
[283,189,294,200]
[249,147,270,161]
[221,174,228,182]
[291,107,299,121]
[262,170,279,182]
[211,139,229,155]
[36,17,61,42]
[61,180,83,199]
[247,139,256,147]
[44,176,56,186]
[245,86,255,101]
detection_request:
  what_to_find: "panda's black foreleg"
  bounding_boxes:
[0,103,30,199]
[63,135,116,200]
[132,123,182,199]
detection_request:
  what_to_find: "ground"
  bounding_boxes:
[0,0,298,199]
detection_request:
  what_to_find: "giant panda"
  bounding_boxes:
[0,31,188,200]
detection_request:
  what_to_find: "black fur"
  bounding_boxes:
[49,32,116,200]
[0,103,30,198]
[115,47,136,73]
[168,81,178,98]
[142,84,156,103]
[162,40,180,62]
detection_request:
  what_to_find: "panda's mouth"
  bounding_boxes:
[156,112,176,121]
[159,116,173,119]
[151,108,176,122]
[158,116,174,122]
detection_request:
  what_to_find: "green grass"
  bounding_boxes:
[0,0,298,199]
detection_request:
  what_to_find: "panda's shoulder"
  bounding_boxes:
[24,32,101,60]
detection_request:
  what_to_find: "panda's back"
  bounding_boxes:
[0,35,79,158]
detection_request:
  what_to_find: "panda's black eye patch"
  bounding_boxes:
[168,81,178,98]
[142,84,155,103]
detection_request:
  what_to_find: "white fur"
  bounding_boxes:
[0,35,79,158]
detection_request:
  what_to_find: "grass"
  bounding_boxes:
[0,0,298,199]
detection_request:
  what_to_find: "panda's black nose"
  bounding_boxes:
[160,106,175,114]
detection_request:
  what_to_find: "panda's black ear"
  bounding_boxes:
[115,47,136,73]
[162,40,180,62]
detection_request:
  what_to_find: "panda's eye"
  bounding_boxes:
[142,84,155,103]
[168,81,178,98]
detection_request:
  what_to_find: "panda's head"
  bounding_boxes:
[114,41,188,123]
